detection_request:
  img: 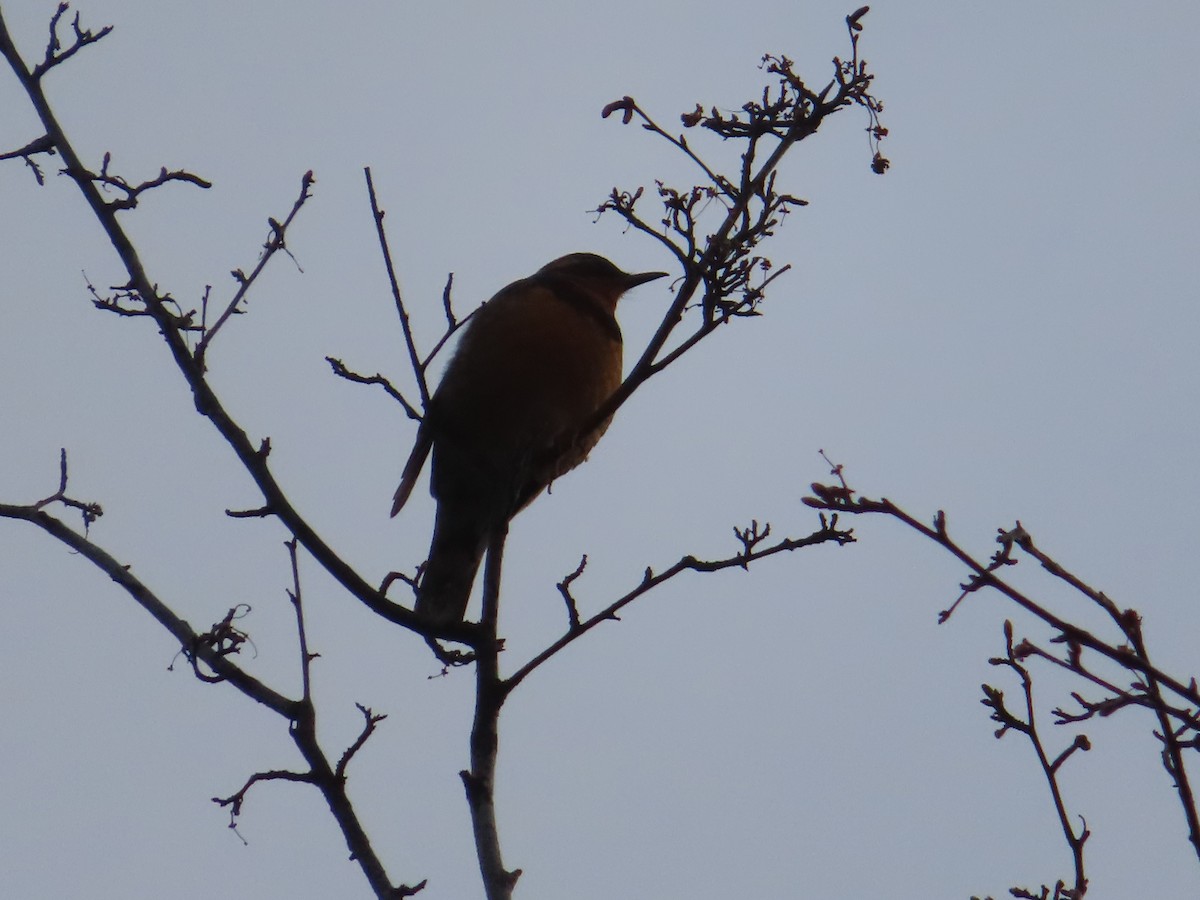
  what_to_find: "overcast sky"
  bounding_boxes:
[2,1,1198,898]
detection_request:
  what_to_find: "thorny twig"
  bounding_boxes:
[87,277,201,331]
[203,538,418,895]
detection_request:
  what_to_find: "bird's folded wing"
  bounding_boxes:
[390,422,434,517]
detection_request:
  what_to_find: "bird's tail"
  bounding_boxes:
[391,422,434,517]
[416,497,490,624]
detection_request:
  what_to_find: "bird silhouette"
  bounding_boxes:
[391,253,667,624]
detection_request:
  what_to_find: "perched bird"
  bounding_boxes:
[391,253,667,624]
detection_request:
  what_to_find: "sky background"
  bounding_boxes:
[2,1,1198,898]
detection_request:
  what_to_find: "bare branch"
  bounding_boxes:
[283,538,317,702]
[25,447,103,529]
[213,767,316,841]
[30,3,113,79]
[424,279,478,368]
[180,604,256,684]
[807,463,1200,869]
[225,505,274,519]
[327,356,423,421]
[340,176,478,427]
[1124,612,1200,857]
[0,45,433,637]
[0,133,55,183]
[984,621,1089,897]
[506,515,853,694]
[195,170,314,368]
[0,494,297,717]
[364,166,430,407]
[569,15,888,477]
[66,151,212,211]
[804,483,1200,711]
[336,703,388,781]
[557,554,588,630]
[87,277,201,331]
[463,522,521,900]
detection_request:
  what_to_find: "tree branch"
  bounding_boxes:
[462,522,521,900]
[804,484,1200,710]
[0,17,481,643]
[983,621,1090,897]
[0,492,297,718]
[505,515,853,695]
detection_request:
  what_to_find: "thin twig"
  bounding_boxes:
[364,166,430,407]
[984,621,1089,896]
[327,357,423,421]
[30,2,112,79]
[195,170,314,368]
[336,703,388,781]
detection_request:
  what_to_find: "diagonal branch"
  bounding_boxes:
[364,166,430,408]
[0,498,298,718]
[505,515,853,695]
[194,170,314,368]
[805,485,1200,710]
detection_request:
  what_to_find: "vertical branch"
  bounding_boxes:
[462,522,519,900]
[985,623,1089,896]
[364,166,430,408]
[285,537,313,702]
[1016,668,1089,895]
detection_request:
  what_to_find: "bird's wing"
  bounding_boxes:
[390,421,434,517]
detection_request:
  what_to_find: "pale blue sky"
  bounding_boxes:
[2,2,1198,898]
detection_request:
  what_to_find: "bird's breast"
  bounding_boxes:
[429,285,623,501]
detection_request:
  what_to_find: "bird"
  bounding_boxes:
[391,252,668,625]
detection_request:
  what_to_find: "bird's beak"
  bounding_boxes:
[623,270,669,290]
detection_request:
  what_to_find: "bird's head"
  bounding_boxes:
[537,253,668,312]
